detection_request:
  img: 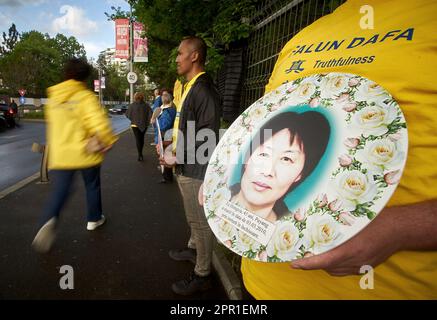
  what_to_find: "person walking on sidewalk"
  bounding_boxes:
[155,91,176,183]
[161,36,221,295]
[150,88,162,146]
[32,58,118,253]
[126,92,152,162]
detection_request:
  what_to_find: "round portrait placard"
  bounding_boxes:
[203,73,408,262]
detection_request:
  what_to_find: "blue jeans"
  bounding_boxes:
[41,165,103,226]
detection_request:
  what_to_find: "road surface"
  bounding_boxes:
[0,115,131,192]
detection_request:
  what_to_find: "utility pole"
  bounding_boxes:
[129,1,134,104]
[98,67,102,106]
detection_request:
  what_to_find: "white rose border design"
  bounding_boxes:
[203,73,408,262]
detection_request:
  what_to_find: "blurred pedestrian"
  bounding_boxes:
[156,91,176,183]
[9,99,18,113]
[8,99,18,127]
[126,92,152,161]
[32,58,118,253]
[151,88,162,146]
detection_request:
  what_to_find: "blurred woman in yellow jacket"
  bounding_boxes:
[32,58,117,253]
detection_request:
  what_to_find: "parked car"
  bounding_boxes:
[0,98,19,128]
[0,114,7,132]
[109,104,128,115]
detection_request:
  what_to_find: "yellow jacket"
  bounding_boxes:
[45,79,118,170]
[242,0,437,299]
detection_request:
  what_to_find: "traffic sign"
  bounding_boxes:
[18,89,26,97]
[19,96,25,104]
[127,72,138,84]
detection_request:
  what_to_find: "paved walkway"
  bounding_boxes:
[0,130,229,299]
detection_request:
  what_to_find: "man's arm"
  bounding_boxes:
[291,200,437,276]
[193,86,221,132]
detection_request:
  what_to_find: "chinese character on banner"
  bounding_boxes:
[101,77,106,89]
[94,80,100,92]
[134,22,148,62]
[115,19,130,59]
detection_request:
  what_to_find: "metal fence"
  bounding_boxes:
[240,0,345,111]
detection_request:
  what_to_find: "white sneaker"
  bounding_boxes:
[87,215,106,231]
[32,218,57,253]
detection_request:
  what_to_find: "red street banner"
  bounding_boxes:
[115,19,129,59]
[94,80,100,92]
[133,22,148,62]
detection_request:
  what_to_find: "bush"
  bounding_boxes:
[22,110,45,119]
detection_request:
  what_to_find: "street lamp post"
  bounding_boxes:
[129,1,134,104]
[98,67,102,106]
[98,68,105,106]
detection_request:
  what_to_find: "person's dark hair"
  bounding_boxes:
[231,111,330,219]
[134,92,145,102]
[182,36,207,65]
[161,88,173,96]
[64,58,91,81]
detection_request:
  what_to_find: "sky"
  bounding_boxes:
[0,0,130,60]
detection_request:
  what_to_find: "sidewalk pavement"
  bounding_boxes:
[0,129,246,300]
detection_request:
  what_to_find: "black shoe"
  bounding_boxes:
[169,248,196,264]
[137,155,144,161]
[159,178,173,184]
[172,272,212,296]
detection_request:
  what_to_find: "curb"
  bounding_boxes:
[116,126,131,135]
[21,119,45,123]
[0,172,40,200]
[212,246,243,300]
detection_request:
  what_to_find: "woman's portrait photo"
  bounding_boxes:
[229,111,331,223]
[204,73,407,262]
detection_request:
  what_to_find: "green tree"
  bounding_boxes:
[212,0,255,47]
[0,23,20,56]
[0,28,91,97]
[105,0,257,89]
[96,53,129,101]
[51,34,86,62]
[132,0,220,88]
[104,5,130,20]
[104,64,129,101]
[0,31,62,97]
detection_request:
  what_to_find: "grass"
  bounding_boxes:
[22,110,45,119]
